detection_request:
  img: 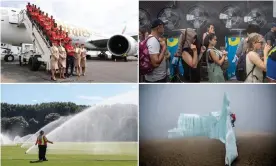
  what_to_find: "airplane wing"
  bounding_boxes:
[85,24,138,52]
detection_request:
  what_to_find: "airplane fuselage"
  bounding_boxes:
[1,7,98,49]
[1,7,138,58]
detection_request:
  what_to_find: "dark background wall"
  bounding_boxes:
[139,1,275,47]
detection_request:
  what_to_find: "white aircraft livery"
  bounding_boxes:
[1,6,138,59]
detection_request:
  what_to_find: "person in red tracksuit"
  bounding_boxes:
[65,39,75,77]
[38,11,45,31]
[26,2,32,17]
[35,130,53,161]
[230,113,236,127]
[55,29,61,45]
[35,11,42,28]
[64,32,71,44]
[53,23,59,33]
[42,13,50,33]
[43,16,51,40]
[30,9,38,24]
[49,28,58,46]
[50,15,54,24]
[58,30,65,43]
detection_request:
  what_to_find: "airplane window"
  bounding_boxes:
[11,10,16,12]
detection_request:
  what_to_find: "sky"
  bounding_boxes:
[139,84,276,140]
[1,0,138,36]
[1,84,138,105]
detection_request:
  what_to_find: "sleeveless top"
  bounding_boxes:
[245,51,263,83]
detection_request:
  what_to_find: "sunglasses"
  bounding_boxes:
[256,41,264,44]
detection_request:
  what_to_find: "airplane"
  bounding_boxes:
[1,6,138,62]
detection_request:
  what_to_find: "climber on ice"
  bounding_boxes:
[230,112,236,127]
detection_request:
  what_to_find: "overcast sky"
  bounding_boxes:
[1,0,138,36]
[139,84,276,140]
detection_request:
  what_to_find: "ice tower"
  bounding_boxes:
[168,93,238,166]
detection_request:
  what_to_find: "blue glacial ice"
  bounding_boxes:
[168,93,238,166]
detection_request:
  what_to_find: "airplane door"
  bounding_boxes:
[8,9,18,24]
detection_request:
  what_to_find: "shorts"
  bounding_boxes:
[267,57,276,81]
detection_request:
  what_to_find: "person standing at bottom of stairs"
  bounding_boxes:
[58,39,67,79]
[65,39,75,77]
[80,44,87,76]
[50,41,59,81]
[74,43,81,77]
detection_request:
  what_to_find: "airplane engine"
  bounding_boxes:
[107,35,137,56]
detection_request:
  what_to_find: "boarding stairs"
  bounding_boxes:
[18,9,52,71]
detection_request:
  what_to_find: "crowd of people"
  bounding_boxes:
[139,19,276,83]
[26,3,87,81]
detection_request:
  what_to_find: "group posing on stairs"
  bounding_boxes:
[26,3,87,81]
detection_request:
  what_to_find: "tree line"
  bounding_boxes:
[1,102,89,137]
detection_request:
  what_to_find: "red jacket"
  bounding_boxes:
[65,44,75,56]
[26,5,32,13]
[31,11,38,21]
[64,36,71,44]
[50,31,58,43]
[231,114,236,121]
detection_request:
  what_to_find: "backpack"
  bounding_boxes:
[235,51,256,81]
[139,36,156,75]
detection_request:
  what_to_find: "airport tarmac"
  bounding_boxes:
[1,59,138,83]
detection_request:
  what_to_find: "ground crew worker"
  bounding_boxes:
[35,130,53,161]
[65,39,75,77]
[80,44,87,76]
[230,112,236,127]
[122,53,128,62]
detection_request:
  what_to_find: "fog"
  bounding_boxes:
[139,84,276,140]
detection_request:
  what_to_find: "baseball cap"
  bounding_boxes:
[151,19,165,29]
